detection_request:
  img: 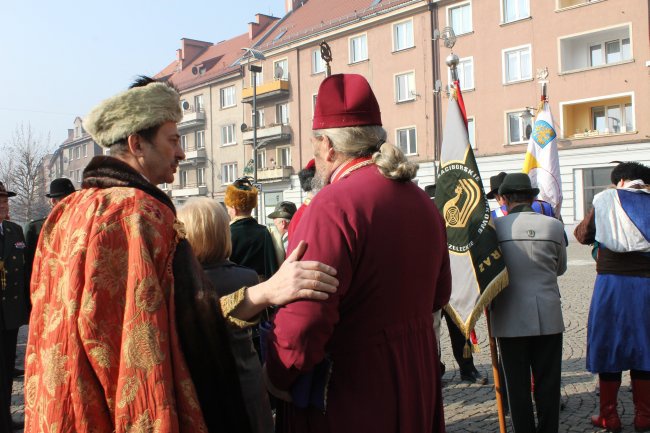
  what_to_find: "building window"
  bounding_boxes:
[349,34,368,63]
[276,103,289,125]
[74,146,81,159]
[312,94,318,119]
[449,57,474,90]
[273,59,289,80]
[250,69,263,86]
[69,170,74,180]
[591,103,634,134]
[395,72,416,103]
[560,25,631,73]
[448,2,472,36]
[503,0,529,23]
[196,130,205,149]
[221,124,236,146]
[277,146,291,167]
[582,166,613,216]
[222,163,237,184]
[180,135,188,151]
[197,167,205,186]
[82,143,88,158]
[506,110,533,144]
[253,109,265,128]
[194,94,204,112]
[68,148,73,161]
[179,170,188,188]
[257,149,266,169]
[467,117,476,149]
[396,127,417,155]
[312,49,325,74]
[503,45,532,83]
[220,86,236,108]
[393,19,414,51]
[76,169,81,182]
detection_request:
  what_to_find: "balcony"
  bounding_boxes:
[171,183,208,197]
[256,166,294,182]
[179,147,207,165]
[241,79,290,103]
[559,25,631,74]
[557,0,604,11]
[178,109,206,130]
[560,94,635,140]
[243,124,291,145]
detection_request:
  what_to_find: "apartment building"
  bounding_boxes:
[49,117,103,187]
[154,15,279,208]
[433,0,650,226]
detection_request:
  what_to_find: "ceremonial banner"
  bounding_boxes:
[434,84,508,337]
[522,102,563,215]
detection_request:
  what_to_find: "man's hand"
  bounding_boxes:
[256,240,338,306]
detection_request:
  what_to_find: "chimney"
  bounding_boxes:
[249,14,280,40]
[176,49,183,71]
[285,0,306,13]
[180,39,213,69]
[67,129,74,140]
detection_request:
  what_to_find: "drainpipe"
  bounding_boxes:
[429,0,442,181]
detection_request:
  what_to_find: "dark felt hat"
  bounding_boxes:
[486,172,507,199]
[0,181,16,197]
[268,201,297,220]
[498,173,540,196]
[46,178,76,198]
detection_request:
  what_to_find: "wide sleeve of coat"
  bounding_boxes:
[574,207,596,245]
[78,208,204,432]
[265,203,354,391]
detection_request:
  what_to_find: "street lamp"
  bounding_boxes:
[240,48,266,185]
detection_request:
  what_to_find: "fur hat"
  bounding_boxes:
[312,74,382,130]
[84,82,182,148]
[224,178,258,212]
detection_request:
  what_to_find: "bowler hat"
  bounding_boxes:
[0,181,16,197]
[46,178,76,198]
[498,173,540,196]
[486,172,507,199]
[268,201,297,220]
[312,74,382,130]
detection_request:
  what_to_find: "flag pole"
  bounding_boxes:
[446,53,507,433]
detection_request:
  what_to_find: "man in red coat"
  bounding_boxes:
[265,74,452,433]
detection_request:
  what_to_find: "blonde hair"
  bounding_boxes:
[314,125,418,181]
[177,197,232,265]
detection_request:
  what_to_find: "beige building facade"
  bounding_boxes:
[50,117,103,188]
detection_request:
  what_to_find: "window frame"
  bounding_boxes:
[502,44,532,84]
[394,71,416,103]
[505,109,534,145]
[467,116,476,149]
[196,130,205,149]
[256,149,266,170]
[194,94,204,112]
[501,0,530,24]
[349,33,368,64]
[273,58,289,80]
[197,167,205,186]
[448,56,474,91]
[276,103,289,125]
[220,86,236,109]
[446,1,473,36]
[221,163,237,185]
[392,18,415,52]
[253,109,265,128]
[180,134,188,152]
[395,126,418,156]
[276,146,291,167]
[312,49,326,74]
[221,124,236,146]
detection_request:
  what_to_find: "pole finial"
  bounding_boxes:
[320,41,333,77]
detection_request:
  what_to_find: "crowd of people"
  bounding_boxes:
[0,72,648,433]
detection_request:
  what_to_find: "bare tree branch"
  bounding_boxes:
[0,123,55,224]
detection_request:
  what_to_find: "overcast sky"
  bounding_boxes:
[0,0,285,150]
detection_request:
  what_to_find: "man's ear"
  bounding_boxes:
[127,134,144,157]
[322,136,336,162]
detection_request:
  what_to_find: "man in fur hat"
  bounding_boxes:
[0,181,29,430]
[226,177,279,281]
[265,74,451,432]
[24,76,338,433]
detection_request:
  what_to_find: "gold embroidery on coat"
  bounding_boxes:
[26,353,37,365]
[81,293,96,315]
[92,246,128,298]
[41,344,69,396]
[42,304,64,336]
[124,322,165,371]
[118,376,140,409]
[25,375,39,408]
[135,276,163,312]
[126,410,162,433]
[89,344,111,369]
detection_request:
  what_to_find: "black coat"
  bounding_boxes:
[0,220,29,330]
[230,218,279,280]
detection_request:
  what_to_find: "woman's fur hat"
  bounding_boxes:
[224,178,258,212]
[84,82,182,148]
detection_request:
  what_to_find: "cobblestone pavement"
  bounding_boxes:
[9,243,630,432]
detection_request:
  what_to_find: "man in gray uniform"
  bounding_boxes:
[490,173,567,433]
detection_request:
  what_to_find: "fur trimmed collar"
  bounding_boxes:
[82,156,175,214]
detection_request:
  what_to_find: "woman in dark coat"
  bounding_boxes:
[178,197,275,433]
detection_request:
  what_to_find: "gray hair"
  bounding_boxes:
[314,125,418,181]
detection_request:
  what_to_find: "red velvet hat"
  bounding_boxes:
[312,74,382,129]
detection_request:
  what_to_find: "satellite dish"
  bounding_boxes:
[274,64,284,79]
[441,26,456,49]
[182,101,190,110]
[240,123,248,132]
[191,66,199,75]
